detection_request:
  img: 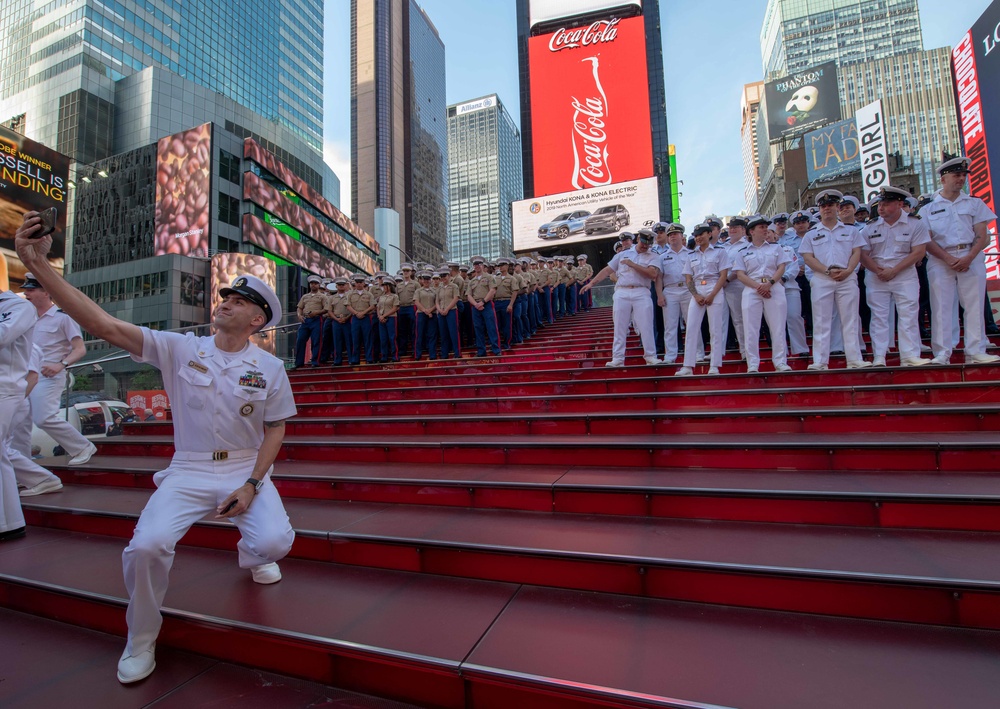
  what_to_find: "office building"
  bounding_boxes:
[742,82,764,213]
[351,0,449,265]
[761,0,923,79]
[0,1,371,340]
[446,95,523,262]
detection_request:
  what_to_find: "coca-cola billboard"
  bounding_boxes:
[529,15,653,198]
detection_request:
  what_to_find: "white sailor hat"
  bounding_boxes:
[878,185,913,202]
[815,189,844,206]
[840,195,861,210]
[653,221,671,232]
[20,272,43,289]
[726,216,748,228]
[771,212,789,222]
[791,210,811,223]
[352,273,367,282]
[666,222,686,235]
[938,156,971,175]
[692,222,712,236]
[307,275,322,284]
[219,274,282,329]
[746,214,770,230]
[704,214,723,227]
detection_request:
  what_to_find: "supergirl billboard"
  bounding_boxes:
[512,176,659,252]
[528,15,654,198]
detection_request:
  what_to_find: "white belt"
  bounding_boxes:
[616,284,645,289]
[173,448,258,462]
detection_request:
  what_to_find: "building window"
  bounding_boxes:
[219,149,241,184]
[219,193,240,226]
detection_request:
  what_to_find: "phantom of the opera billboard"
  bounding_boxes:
[528,16,654,198]
[764,61,842,142]
[154,122,212,258]
[512,176,659,252]
[0,126,71,289]
[953,0,999,278]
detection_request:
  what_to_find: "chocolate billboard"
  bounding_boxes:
[528,16,654,198]
[0,126,71,288]
[154,123,212,258]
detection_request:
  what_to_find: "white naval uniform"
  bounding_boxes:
[732,242,791,370]
[0,291,37,534]
[659,247,703,363]
[682,246,730,368]
[780,245,809,355]
[609,248,661,364]
[923,191,997,360]
[799,222,867,366]
[122,328,297,657]
[860,213,931,360]
[28,305,91,457]
[8,345,62,489]
[723,239,750,357]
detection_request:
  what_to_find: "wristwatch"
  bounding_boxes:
[244,477,264,494]
[60,359,70,367]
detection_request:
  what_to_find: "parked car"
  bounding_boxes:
[537,210,591,240]
[585,204,630,234]
[32,398,131,457]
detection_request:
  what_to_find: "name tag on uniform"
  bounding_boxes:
[187,361,209,374]
[813,234,827,241]
[930,209,946,215]
[869,233,883,240]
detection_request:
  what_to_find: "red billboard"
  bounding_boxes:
[529,16,653,198]
[154,123,212,257]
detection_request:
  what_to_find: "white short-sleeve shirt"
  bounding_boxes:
[923,191,997,249]
[0,292,38,398]
[860,213,931,269]
[32,305,83,364]
[609,247,661,288]
[659,248,692,286]
[798,221,866,271]
[683,246,730,283]
[131,329,297,453]
[732,241,792,281]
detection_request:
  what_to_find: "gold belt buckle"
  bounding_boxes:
[700,280,707,286]
[213,451,228,461]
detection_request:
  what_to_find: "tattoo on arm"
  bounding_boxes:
[263,420,285,428]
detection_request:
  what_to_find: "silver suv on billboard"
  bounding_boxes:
[584,204,630,234]
[537,210,591,240]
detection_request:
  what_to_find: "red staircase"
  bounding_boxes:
[3,307,1000,709]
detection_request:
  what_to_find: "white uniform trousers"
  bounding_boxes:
[865,268,921,360]
[723,280,746,357]
[742,284,788,370]
[122,455,295,656]
[784,282,809,354]
[7,398,61,489]
[684,283,729,368]
[612,286,656,362]
[810,273,863,365]
[0,397,26,534]
[29,370,91,457]
[927,253,989,358]
[662,285,703,363]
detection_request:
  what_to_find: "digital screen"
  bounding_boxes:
[528,16,653,198]
[0,126,71,288]
[804,118,860,182]
[154,123,212,257]
[512,176,659,252]
[764,62,842,142]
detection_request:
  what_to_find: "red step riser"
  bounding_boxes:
[0,580,469,709]
[38,475,1000,533]
[16,512,1000,631]
[138,412,1000,437]
[97,441,998,471]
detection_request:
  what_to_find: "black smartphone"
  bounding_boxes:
[35,207,57,238]
[221,499,238,514]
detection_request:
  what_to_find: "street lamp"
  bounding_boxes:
[384,243,415,262]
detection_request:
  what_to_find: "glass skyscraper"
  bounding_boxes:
[351,0,449,266]
[446,95,522,263]
[0,0,324,162]
[761,0,923,79]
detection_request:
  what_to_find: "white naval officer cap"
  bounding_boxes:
[20,272,43,289]
[219,274,282,329]
[746,214,770,230]
[815,189,844,206]
[840,195,861,210]
[878,185,913,202]
[938,156,971,175]
[666,222,686,235]
[307,275,321,284]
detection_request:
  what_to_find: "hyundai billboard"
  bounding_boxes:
[528,15,654,198]
[764,61,842,142]
[953,0,999,278]
[512,176,659,252]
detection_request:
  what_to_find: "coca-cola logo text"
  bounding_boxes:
[549,18,620,52]
[571,56,612,190]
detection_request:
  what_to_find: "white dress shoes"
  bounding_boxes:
[117,646,155,684]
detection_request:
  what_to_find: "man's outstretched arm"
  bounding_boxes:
[15,212,144,356]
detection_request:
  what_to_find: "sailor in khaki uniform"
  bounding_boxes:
[396,265,418,359]
[414,271,439,360]
[294,275,326,368]
[16,207,298,685]
[376,280,400,363]
[493,259,517,350]
[467,257,501,357]
[732,215,792,373]
[348,274,377,365]
[325,278,352,366]
[436,270,462,359]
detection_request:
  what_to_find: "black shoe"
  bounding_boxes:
[987,326,1000,336]
[0,526,26,542]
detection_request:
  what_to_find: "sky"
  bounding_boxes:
[323,0,992,223]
